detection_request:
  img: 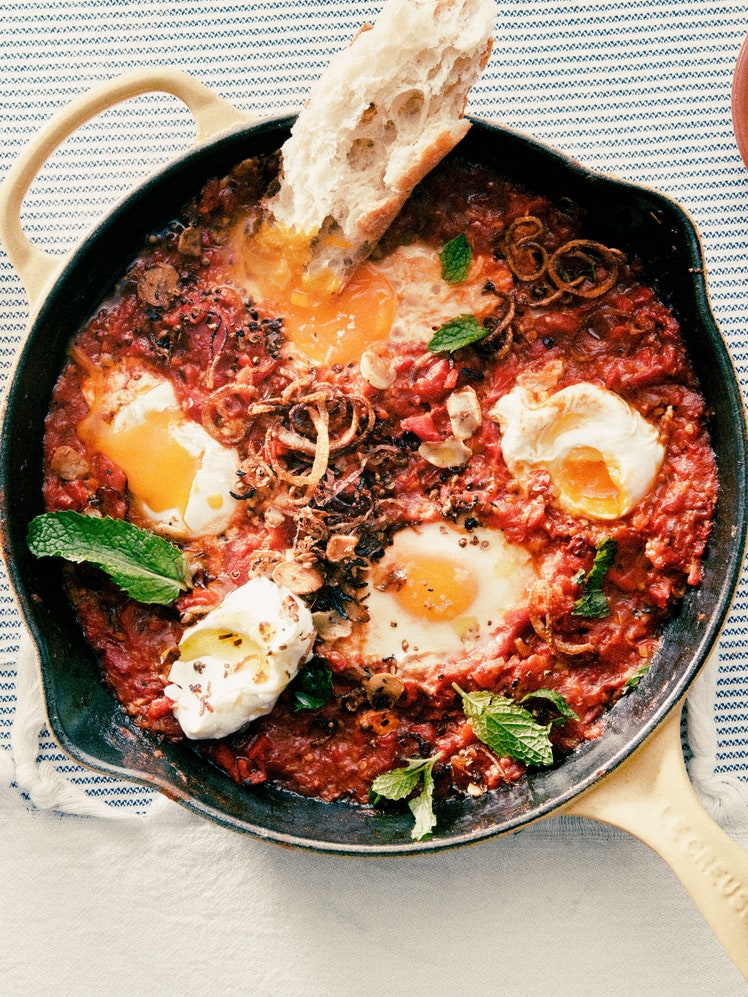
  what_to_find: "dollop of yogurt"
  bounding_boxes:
[164,576,316,739]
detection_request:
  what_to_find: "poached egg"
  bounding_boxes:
[78,363,241,539]
[491,381,665,520]
[335,519,536,667]
[236,229,509,366]
[165,576,316,740]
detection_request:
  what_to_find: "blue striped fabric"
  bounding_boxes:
[0,0,746,811]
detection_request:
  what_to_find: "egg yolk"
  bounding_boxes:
[238,222,396,366]
[179,627,265,672]
[79,406,199,516]
[280,266,396,366]
[382,555,479,623]
[553,446,621,518]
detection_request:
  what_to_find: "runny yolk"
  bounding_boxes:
[238,223,397,367]
[281,266,396,366]
[555,446,621,518]
[79,406,198,515]
[390,555,479,623]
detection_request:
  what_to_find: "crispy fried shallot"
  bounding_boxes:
[259,382,375,504]
[547,240,625,299]
[204,375,377,505]
[481,290,514,357]
[501,216,625,304]
[529,579,595,657]
[202,382,258,445]
[502,216,548,282]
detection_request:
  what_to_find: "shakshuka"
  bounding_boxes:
[40,150,717,817]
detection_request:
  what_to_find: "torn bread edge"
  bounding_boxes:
[261,0,496,292]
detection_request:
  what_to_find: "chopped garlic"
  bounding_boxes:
[360,348,396,389]
[447,386,481,440]
[418,436,472,468]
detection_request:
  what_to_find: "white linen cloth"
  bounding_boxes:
[1,1,748,994]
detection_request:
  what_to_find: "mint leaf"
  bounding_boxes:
[520,688,579,722]
[455,685,554,767]
[408,763,437,840]
[370,753,442,840]
[582,537,617,588]
[457,688,495,722]
[483,706,554,767]
[427,314,487,353]
[572,590,609,617]
[572,538,617,618]
[27,511,187,605]
[291,659,334,711]
[370,756,431,802]
[439,233,472,284]
[624,663,650,692]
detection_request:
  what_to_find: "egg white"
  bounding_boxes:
[490,381,664,521]
[368,243,511,347]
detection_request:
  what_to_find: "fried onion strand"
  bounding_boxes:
[502,215,548,281]
[529,580,595,657]
[547,240,624,299]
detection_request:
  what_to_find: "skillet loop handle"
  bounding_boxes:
[0,68,251,311]
[564,704,748,982]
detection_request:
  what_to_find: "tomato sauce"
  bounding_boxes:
[41,151,717,807]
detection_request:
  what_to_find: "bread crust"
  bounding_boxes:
[263,0,496,290]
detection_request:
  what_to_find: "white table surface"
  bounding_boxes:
[1,2,748,994]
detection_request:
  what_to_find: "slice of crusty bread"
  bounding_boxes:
[262,0,495,291]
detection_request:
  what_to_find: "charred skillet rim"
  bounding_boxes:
[1,116,746,852]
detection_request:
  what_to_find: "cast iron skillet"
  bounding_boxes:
[1,70,747,973]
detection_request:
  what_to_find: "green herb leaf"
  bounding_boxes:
[455,685,554,767]
[370,756,432,802]
[520,688,579,721]
[370,753,442,840]
[291,659,334,711]
[572,589,609,618]
[482,707,554,768]
[427,314,487,354]
[624,663,650,692]
[408,763,438,840]
[27,511,187,605]
[439,233,472,284]
[572,538,617,618]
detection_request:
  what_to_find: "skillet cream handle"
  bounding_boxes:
[0,68,251,311]
[564,704,748,981]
